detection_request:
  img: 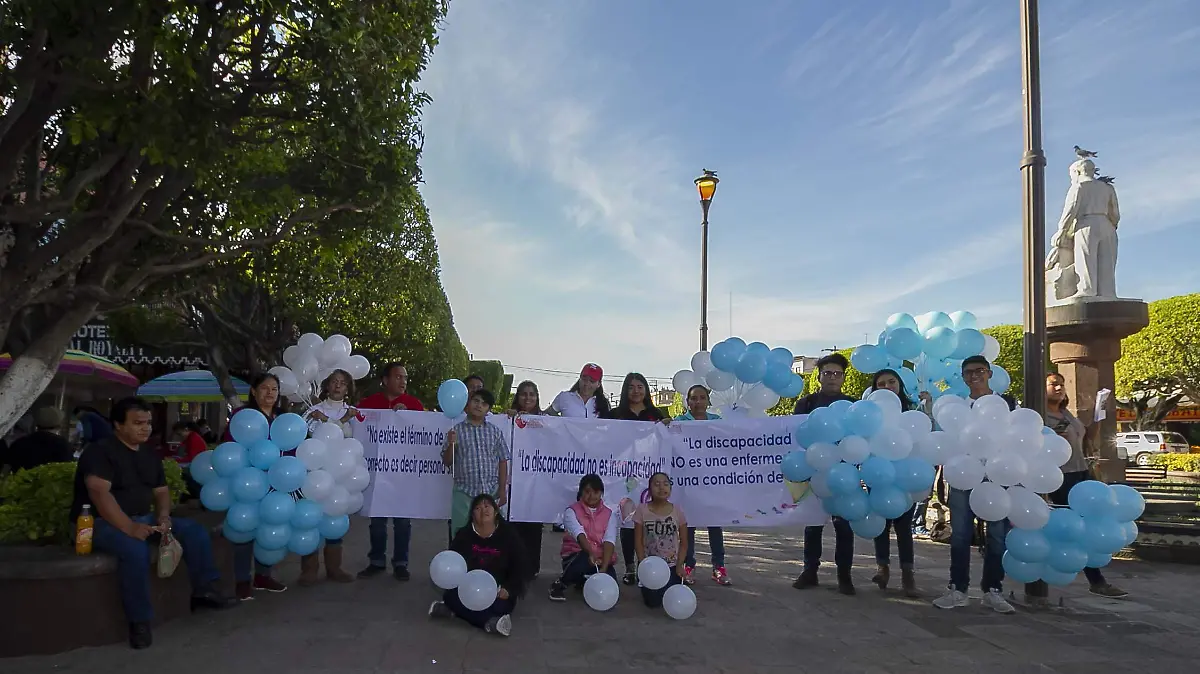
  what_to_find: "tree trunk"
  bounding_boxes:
[0,302,99,435]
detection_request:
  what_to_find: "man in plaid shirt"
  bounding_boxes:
[442,389,511,536]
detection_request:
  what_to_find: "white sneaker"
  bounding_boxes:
[494,614,512,637]
[932,587,969,609]
[982,589,1015,614]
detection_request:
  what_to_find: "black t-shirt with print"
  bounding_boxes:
[606,406,666,422]
[70,436,166,522]
[792,392,858,415]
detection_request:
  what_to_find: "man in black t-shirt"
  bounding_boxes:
[792,353,859,595]
[71,398,236,649]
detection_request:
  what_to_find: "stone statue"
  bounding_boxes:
[1046,156,1121,304]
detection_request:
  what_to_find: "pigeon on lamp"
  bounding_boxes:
[1097,175,1115,184]
[1074,145,1098,158]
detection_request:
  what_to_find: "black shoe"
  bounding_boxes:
[129,622,152,650]
[792,569,819,590]
[837,571,856,596]
[548,581,567,602]
[393,566,411,581]
[622,572,636,586]
[357,565,387,579]
[190,588,238,611]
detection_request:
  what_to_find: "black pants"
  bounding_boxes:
[512,522,543,579]
[559,552,616,588]
[803,518,854,573]
[443,588,515,629]
[1025,470,1107,597]
[620,527,636,572]
[640,567,683,608]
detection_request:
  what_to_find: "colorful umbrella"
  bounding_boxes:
[137,370,250,402]
[0,349,139,390]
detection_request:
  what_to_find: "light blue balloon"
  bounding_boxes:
[950,328,985,360]
[1081,517,1125,556]
[885,328,923,361]
[990,365,1012,394]
[1046,544,1088,574]
[793,420,814,448]
[229,408,270,446]
[781,451,814,483]
[223,524,257,544]
[211,442,248,478]
[288,527,322,556]
[259,490,297,526]
[254,542,288,566]
[922,326,958,360]
[267,455,307,494]
[1120,521,1139,546]
[850,344,888,374]
[837,490,870,520]
[1006,528,1051,563]
[822,496,842,517]
[724,337,747,350]
[269,413,308,451]
[1040,567,1078,587]
[230,466,270,503]
[437,378,469,418]
[807,407,846,444]
[225,502,260,533]
[734,352,768,384]
[886,312,919,334]
[767,347,794,372]
[898,367,918,393]
[886,354,904,370]
[710,341,737,372]
[949,310,978,331]
[842,400,883,438]
[947,381,970,398]
[247,439,281,471]
[893,458,935,492]
[189,450,217,485]
[1110,484,1146,522]
[1002,551,1044,583]
[1068,480,1117,520]
[1086,552,1112,569]
[918,311,953,335]
[318,514,351,540]
[1044,507,1086,543]
[200,478,234,512]
[876,329,887,346]
[762,365,793,395]
[779,373,806,398]
[850,513,886,539]
[290,498,324,530]
[826,463,862,496]
[869,485,910,519]
[860,456,896,488]
[255,522,292,550]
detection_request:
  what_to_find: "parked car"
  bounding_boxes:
[1117,431,1191,466]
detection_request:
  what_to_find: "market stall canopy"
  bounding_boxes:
[137,370,250,402]
[0,350,139,399]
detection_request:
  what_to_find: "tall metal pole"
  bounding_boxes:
[700,201,711,352]
[1020,0,1047,414]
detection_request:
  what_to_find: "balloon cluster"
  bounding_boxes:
[781,389,939,539]
[429,550,500,612]
[271,333,371,402]
[1004,480,1144,586]
[673,339,805,416]
[190,409,370,564]
[850,311,1007,400]
[637,557,697,619]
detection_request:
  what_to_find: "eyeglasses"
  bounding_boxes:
[962,368,989,379]
[820,370,844,378]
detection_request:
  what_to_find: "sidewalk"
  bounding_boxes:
[7,519,1198,673]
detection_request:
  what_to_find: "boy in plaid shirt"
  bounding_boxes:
[442,389,511,536]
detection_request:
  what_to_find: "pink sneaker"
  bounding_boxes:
[712,566,732,586]
[682,565,695,585]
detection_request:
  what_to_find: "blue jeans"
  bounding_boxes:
[232,543,274,582]
[684,527,726,568]
[804,518,854,573]
[874,505,915,568]
[948,487,1009,593]
[92,515,221,623]
[367,517,411,569]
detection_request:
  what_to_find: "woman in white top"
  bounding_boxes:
[548,363,611,418]
[304,369,358,437]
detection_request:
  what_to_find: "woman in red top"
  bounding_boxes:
[174,421,208,462]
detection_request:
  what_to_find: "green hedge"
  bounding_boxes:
[1147,453,1200,473]
[0,460,187,545]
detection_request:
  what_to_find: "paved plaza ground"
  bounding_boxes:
[8,519,1200,673]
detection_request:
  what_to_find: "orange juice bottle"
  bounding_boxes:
[75,505,94,555]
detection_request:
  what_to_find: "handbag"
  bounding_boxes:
[158,532,183,578]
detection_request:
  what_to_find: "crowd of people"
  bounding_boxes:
[39,352,1127,648]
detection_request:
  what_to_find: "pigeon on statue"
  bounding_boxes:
[1074,145,1098,158]
[1097,175,1115,184]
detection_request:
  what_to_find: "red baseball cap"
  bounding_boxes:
[580,363,603,382]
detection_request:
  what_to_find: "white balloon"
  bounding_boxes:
[869,426,914,460]
[638,556,671,590]
[809,471,834,499]
[344,465,371,493]
[343,491,364,515]
[740,383,779,412]
[282,345,304,369]
[866,389,903,426]
[319,335,352,367]
[1004,424,1045,460]
[663,584,697,620]
[943,456,986,491]
[705,370,735,392]
[294,357,320,384]
[935,403,971,435]
[323,485,351,516]
[914,430,954,464]
[1006,485,1051,529]
[896,409,932,443]
[296,438,328,471]
[932,393,966,418]
[297,332,324,355]
[302,469,334,501]
[806,443,841,471]
[691,351,715,378]
[986,453,1028,487]
[957,421,998,459]
[344,354,371,380]
[314,422,344,445]
[458,569,499,612]
[981,334,1002,362]
[1021,461,1065,494]
[1041,433,1073,467]
[672,370,697,397]
[1008,408,1045,433]
[583,572,620,611]
[429,550,468,589]
[969,481,1012,521]
[971,395,1011,427]
[326,448,356,481]
[341,438,365,457]
[837,435,871,464]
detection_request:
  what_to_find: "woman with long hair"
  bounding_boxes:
[506,380,546,581]
[547,364,610,419]
[674,385,732,586]
[606,372,668,585]
[869,368,920,597]
[227,373,288,599]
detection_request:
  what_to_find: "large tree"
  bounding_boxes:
[0,0,447,433]
[1115,293,1200,428]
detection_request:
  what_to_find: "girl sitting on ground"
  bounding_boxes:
[548,473,618,602]
[634,472,688,608]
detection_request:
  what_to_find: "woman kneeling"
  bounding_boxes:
[429,494,526,637]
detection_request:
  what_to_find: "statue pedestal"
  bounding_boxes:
[1047,298,1149,484]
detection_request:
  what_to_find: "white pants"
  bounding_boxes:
[1072,219,1117,298]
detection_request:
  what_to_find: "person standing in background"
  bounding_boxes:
[547,364,610,419]
[506,380,547,581]
[674,385,732,586]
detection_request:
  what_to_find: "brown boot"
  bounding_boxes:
[871,564,889,590]
[298,553,320,587]
[901,568,918,598]
[324,545,354,583]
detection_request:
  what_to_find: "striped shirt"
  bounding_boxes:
[447,419,510,497]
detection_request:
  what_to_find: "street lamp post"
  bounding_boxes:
[695,170,719,352]
[1019,0,1047,415]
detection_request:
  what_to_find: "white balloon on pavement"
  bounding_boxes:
[638,556,671,590]
[429,550,468,589]
[583,572,620,611]
[663,584,697,620]
[458,569,499,611]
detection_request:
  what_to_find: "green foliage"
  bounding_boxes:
[1116,294,1200,401]
[980,325,1036,398]
[498,374,514,410]
[1147,453,1200,474]
[469,361,506,397]
[668,392,687,419]
[0,460,187,545]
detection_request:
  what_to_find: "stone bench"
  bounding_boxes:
[0,507,233,658]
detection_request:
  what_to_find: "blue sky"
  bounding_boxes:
[418,0,1200,398]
